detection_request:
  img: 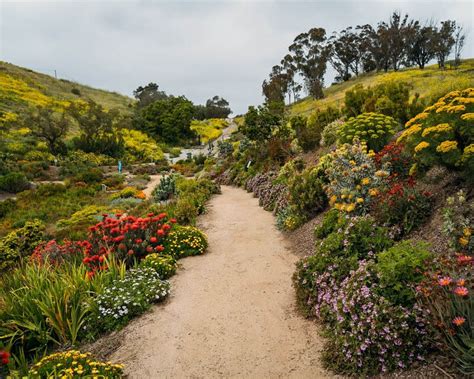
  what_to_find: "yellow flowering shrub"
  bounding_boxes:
[28,350,124,378]
[162,225,208,259]
[121,128,164,162]
[190,118,228,143]
[399,88,474,175]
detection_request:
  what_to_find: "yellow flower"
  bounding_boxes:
[361,178,370,185]
[463,227,471,237]
[329,195,337,205]
[415,141,430,152]
[421,123,452,137]
[459,237,469,246]
[346,203,356,213]
[349,160,356,166]
[356,197,364,204]
[369,188,378,197]
[436,140,458,153]
[461,112,474,121]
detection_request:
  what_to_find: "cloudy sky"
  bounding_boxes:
[1,0,473,114]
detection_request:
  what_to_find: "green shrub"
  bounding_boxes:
[288,167,327,218]
[320,119,344,147]
[0,198,15,219]
[276,206,305,231]
[139,253,177,279]
[0,172,30,193]
[152,175,177,201]
[162,225,207,259]
[300,106,341,150]
[71,167,104,184]
[376,240,432,306]
[0,220,45,271]
[338,112,398,152]
[173,198,198,224]
[29,350,123,378]
[88,267,170,333]
[314,208,344,240]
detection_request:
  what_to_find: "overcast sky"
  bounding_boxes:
[1,0,473,114]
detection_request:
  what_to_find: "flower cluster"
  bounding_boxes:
[28,350,124,378]
[374,142,413,179]
[88,267,170,332]
[442,190,473,255]
[162,225,208,259]
[30,239,84,266]
[399,88,474,175]
[111,186,146,200]
[84,212,176,272]
[139,253,177,279]
[325,142,389,214]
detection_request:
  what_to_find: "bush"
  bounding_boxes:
[29,350,123,378]
[325,142,389,215]
[338,112,398,152]
[324,260,431,375]
[0,172,30,193]
[0,220,45,271]
[139,253,177,279]
[173,198,198,224]
[276,206,304,231]
[288,167,327,218]
[442,190,473,254]
[162,225,207,259]
[30,240,84,266]
[152,175,177,201]
[376,240,432,306]
[398,88,474,176]
[0,198,15,219]
[299,106,341,150]
[320,119,344,147]
[71,167,104,184]
[88,267,170,332]
[371,178,434,238]
[314,208,344,240]
[111,186,145,200]
[374,142,413,179]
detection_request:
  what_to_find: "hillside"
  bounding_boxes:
[0,61,133,120]
[289,59,474,116]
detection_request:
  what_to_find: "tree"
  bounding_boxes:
[262,65,287,104]
[281,54,302,104]
[133,83,167,108]
[386,12,413,71]
[241,105,281,142]
[204,96,232,118]
[453,24,466,67]
[358,24,391,72]
[406,21,436,69]
[69,100,124,157]
[26,107,69,155]
[289,27,330,99]
[432,20,457,69]
[329,27,363,81]
[139,96,196,145]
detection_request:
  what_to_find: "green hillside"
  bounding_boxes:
[0,61,133,121]
[289,59,474,117]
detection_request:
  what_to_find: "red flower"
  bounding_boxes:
[127,249,135,256]
[158,212,167,219]
[150,237,158,244]
[135,238,143,244]
[118,243,127,251]
[155,245,165,252]
[163,224,171,231]
[454,286,469,297]
[147,213,154,217]
[146,246,154,253]
[157,229,165,236]
[453,316,466,326]
[0,350,10,365]
[170,218,177,224]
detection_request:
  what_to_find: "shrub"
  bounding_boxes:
[30,240,84,266]
[71,167,104,184]
[338,112,398,152]
[376,240,432,306]
[288,167,327,218]
[398,88,474,176]
[371,178,433,238]
[139,253,177,279]
[217,140,233,158]
[324,260,431,375]
[374,142,413,179]
[71,87,81,96]
[55,205,106,240]
[173,198,198,224]
[0,220,45,271]
[325,142,389,215]
[88,267,170,332]
[0,198,15,219]
[276,206,304,231]
[162,225,207,259]
[301,106,341,150]
[121,128,164,162]
[314,208,344,240]
[320,119,344,147]
[442,190,473,255]
[152,175,177,201]
[0,172,30,193]
[84,213,175,272]
[29,350,123,378]
[111,186,145,200]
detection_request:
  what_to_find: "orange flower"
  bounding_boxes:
[438,276,452,286]
[454,286,469,297]
[453,317,466,326]
[457,278,466,287]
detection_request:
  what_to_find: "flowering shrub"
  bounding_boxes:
[84,213,175,272]
[323,260,431,375]
[314,208,343,240]
[162,225,207,259]
[111,186,146,200]
[276,206,304,231]
[88,267,170,332]
[325,142,389,215]
[398,88,474,175]
[28,350,124,378]
[320,119,344,147]
[338,112,398,152]
[30,240,84,266]
[442,190,473,255]
[374,142,413,179]
[139,253,177,279]
[371,178,434,238]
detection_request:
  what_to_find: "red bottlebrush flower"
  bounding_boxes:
[150,237,158,243]
[438,276,452,286]
[163,224,171,231]
[0,350,10,365]
[454,286,469,297]
[147,212,154,217]
[158,212,167,219]
[157,229,165,236]
[146,245,153,253]
[114,235,125,243]
[135,238,143,244]
[453,316,466,326]
[118,243,127,251]
[128,249,135,256]
[155,245,164,252]
[170,218,177,224]
[87,271,95,279]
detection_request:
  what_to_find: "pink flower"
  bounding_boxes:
[438,276,452,286]
[453,316,466,326]
[454,286,469,297]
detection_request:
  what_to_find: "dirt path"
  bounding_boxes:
[110,186,331,378]
[142,174,162,198]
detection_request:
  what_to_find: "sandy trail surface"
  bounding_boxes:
[110,186,331,378]
[142,174,162,198]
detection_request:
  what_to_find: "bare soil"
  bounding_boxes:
[102,186,332,378]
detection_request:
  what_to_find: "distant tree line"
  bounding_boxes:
[264,11,466,104]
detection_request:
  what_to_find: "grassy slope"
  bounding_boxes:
[290,59,474,117]
[0,61,133,116]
